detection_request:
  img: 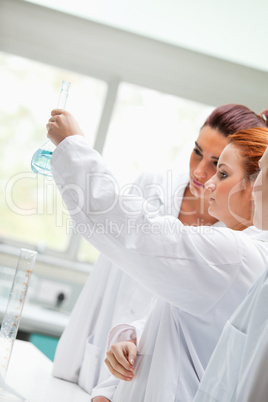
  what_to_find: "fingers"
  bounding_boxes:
[106,344,135,375]
[126,341,137,366]
[49,114,58,122]
[105,357,134,381]
[51,108,65,116]
[46,116,62,144]
[46,113,61,133]
[105,342,137,381]
[46,110,85,145]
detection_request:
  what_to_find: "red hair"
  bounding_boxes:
[228,128,268,181]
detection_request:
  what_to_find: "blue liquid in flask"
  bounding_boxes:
[31,147,54,176]
[31,80,71,176]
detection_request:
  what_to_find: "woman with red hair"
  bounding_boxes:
[193,137,268,402]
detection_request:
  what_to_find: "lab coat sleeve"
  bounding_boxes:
[107,324,137,348]
[107,315,149,350]
[90,374,120,401]
[51,136,250,316]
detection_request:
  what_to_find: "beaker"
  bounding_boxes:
[31,80,71,176]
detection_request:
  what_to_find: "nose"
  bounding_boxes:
[194,160,208,180]
[205,179,216,192]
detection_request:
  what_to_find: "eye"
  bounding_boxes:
[213,160,218,167]
[193,148,202,157]
[219,171,228,179]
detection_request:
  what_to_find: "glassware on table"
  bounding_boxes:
[0,248,37,400]
[31,80,71,177]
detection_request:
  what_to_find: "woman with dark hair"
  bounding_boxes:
[50,105,268,399]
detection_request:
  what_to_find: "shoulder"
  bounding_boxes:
[182,226,267,267]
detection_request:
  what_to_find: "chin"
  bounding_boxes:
[189,183,205,199]
[208,206,218,220]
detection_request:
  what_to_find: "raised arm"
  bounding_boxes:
[49,112,257,316]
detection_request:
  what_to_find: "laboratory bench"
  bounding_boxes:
[5,340,91,401]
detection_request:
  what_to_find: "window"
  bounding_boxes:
[0,52,214,266]
[0,51,106,260]
[103,82,214,185]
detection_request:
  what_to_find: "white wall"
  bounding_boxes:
[0,0,268,111]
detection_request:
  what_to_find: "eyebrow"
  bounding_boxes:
[218,163,227,169]
[195,141,219,161]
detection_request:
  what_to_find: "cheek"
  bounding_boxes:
[215,181,227,199]
[189,153,198,172]
[206,165,217,181]
[216,182,237,211]
[228,181,252,214]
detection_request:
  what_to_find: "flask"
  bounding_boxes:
[31,80,71,176]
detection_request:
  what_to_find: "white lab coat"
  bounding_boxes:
[52,144,189,393]
[193,268,268,402]
[51,136,268,402]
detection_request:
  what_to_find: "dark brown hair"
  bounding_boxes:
[203,104,268,137]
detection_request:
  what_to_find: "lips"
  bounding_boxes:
[209,197,215,203]
[192,178,205,188]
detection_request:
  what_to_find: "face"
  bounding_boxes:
[189,126,229,199]
[205,143,254,230]
[253,147,268,230]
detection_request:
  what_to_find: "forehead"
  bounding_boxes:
[197,126,229,157]
[218,143,243,168]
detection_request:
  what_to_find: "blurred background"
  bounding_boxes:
[0,0,267,360]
